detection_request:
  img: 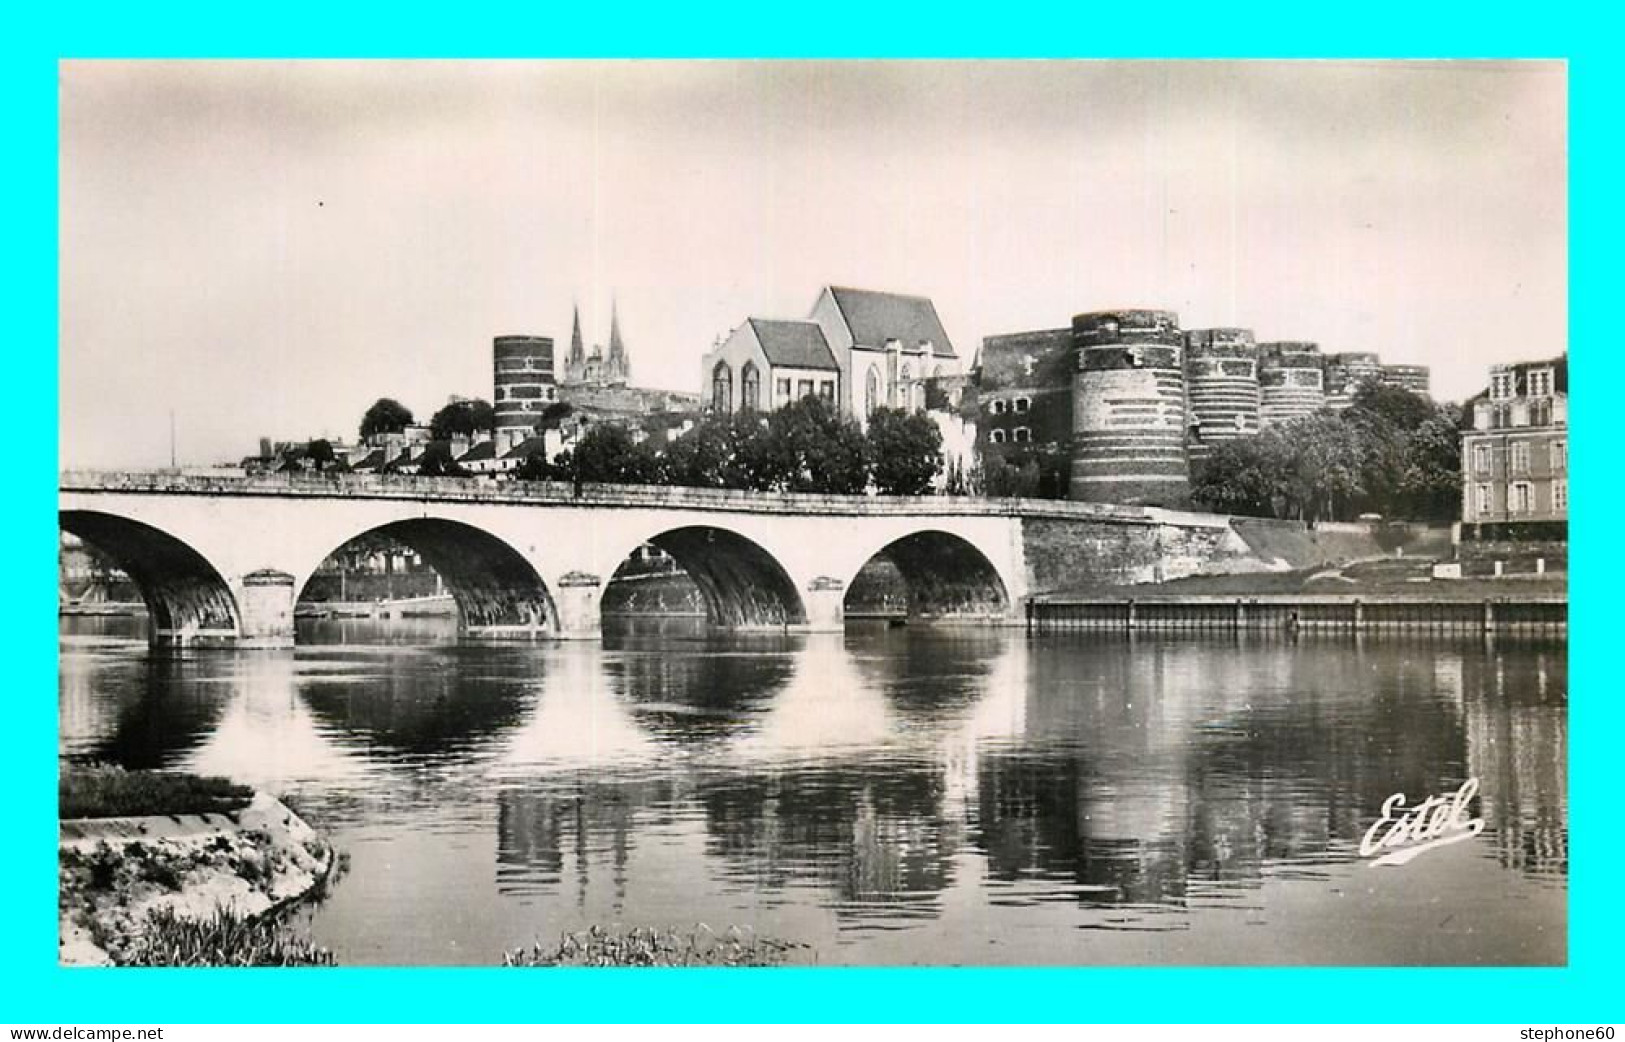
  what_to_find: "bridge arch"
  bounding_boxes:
[843,529,1012,622]
[604,525,806,629]
[60,510,241,647]
[295,518,557,638]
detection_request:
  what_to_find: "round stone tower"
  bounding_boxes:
[493,335,557,451]
[1323,351,1382,411]
[1257,341,1325,428]
[1183,327,1260,463]
[1070,309,1189,507]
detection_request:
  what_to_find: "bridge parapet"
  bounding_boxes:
[59,470,1232,526]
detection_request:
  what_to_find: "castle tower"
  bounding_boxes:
[1070,310,1190,507]
[606,300,630,386]
[1183,327,1260,464]
[565,305,586,385]
[493,334,556,450]
[1258,341,1326,427]
[1323,351,1382,411]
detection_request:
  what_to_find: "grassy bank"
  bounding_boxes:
[122,906,335,967]
[61,763,253,819]
[504,925,808,967]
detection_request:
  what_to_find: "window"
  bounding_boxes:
[1472,444,1492,475]
[1490,369,1515,400]
[1014,397,1031,414]
[989,399,1007,416]
[899,363,912,410]
[1554,479,1568,512]
[1476,483,1493,515]
[865,367,880,417]
[1510,441,1530,473]
[818,380,835,404]
[1510,482,1532,514]
[711,361,733,413]
[1013,427,1032,444]
[741,362,761,413]
[776,377,791,403]
[1552,440,1566,472]
[797,379,815,400]
[1528,368,1552,397]
[989,429,1007,444]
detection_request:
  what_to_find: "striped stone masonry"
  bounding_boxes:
[1183,328,1260,463]
[1258,341,1325,428]
[1070,310,1190,508]
[493,335,557,440]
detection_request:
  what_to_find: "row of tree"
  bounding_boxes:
[360,397,496,443]
[515,397,946,496]
[1189,384,1462,522]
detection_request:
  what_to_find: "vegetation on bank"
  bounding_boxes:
[503,925,809,967]
[514,397,945,496]
[122,906,336,967]
[1192,384,1462,523]
[60,763,253,819]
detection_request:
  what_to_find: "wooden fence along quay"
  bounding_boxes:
[1025,595,1567,635]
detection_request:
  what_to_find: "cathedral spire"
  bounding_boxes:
[607,298,629,384]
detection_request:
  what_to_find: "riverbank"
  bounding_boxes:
[59,767,338,966]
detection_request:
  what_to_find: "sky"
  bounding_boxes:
[58,60,1567,469]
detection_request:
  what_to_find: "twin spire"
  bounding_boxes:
[564,299,630,386]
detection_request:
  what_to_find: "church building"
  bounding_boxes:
[701,285,961,427]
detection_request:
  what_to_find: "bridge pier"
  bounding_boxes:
[800,576,847,632]
[231,569,297,650]
[553,571,604,641]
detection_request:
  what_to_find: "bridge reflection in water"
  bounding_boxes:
[59,616,1566,966]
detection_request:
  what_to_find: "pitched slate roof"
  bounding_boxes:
[350,449,387,471]
[457,441,497,464]
[826,286,957,358]
[748,319,839,371]
[502,435,551,460]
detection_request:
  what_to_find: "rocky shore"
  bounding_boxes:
[59,791,335,966]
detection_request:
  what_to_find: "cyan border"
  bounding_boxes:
[10,3,1612,1023]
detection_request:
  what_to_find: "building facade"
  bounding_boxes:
[702,285,962,426]
[807,286,961,425]
[1461,355,1568,536]
[976,328,1073,461]
[700,318,840,413]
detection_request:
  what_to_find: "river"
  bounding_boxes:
[58,616,1567,966]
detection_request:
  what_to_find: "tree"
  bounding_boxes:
[429,398,495,441]
[866,408,943,495]
[1191,436,1291,517]
[360,398,414,441]
[1348,383,1435,432]
[415,442,468,478]
[538,402,575,431]
[306,439,337,471]
[515,451,561,482]
[756,396,869,494]
[663,412,770,489]
[559,423,661,485]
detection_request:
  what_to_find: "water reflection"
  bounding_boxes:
[59,617,1567,965]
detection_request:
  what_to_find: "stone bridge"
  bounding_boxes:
[59,471,1284,648]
